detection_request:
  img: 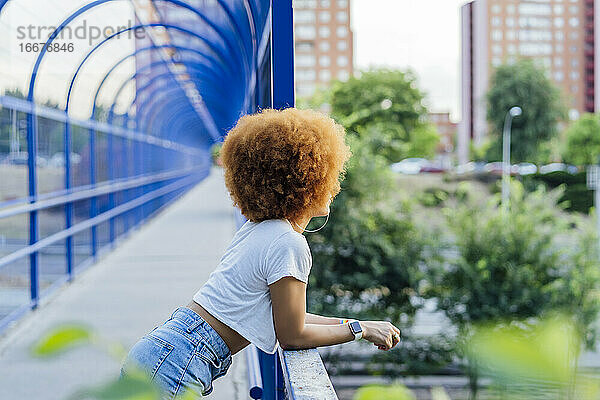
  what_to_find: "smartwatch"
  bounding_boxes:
[348,320,363,341]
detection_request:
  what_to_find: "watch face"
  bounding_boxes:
[349,321,362,334]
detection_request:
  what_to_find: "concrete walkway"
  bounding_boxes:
[0,167,250,399]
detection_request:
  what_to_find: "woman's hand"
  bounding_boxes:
[360,321,401,351]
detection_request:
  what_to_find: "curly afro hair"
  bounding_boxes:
[220,108,352,223]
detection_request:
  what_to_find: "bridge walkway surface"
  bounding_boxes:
[0,167,250,399]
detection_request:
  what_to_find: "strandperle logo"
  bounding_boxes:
[15,19,148,46]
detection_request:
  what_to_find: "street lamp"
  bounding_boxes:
[502,106,522,208]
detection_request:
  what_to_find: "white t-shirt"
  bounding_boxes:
[192,218,312,354]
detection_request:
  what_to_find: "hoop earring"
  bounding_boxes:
[291,213,329,233]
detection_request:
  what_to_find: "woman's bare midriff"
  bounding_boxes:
[186,300,250,355]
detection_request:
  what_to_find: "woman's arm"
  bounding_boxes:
[270,276,401,350]
[304,312,346,325]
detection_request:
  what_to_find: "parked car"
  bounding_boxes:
[6,153,28,165]
[484,162,519,176]
[420,160,447,173]
[391,158,428,174]
[515,162,537,176]
[4,153,48,167]
[539,163,579,174]
[456,161,487,175]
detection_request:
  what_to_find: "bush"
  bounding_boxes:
[426,180,600,398]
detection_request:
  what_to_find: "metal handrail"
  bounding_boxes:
[0,166,205,218]
[0,171,207,270]
[246,344,264,399]
[278,347,339,400]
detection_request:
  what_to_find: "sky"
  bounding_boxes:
[351,0,466,122]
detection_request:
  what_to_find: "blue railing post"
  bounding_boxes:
[90,126,98,259]
[257,1,296,399]
[26,105,39,309]
[271,0,295,110]
[108,130,115,246]
[65,119,74,281]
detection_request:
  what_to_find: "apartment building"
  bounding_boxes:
[459,0,596,164]
[293,0,354,98]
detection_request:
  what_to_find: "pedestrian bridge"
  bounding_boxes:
[0,168,252,399]
[0,0,336,398]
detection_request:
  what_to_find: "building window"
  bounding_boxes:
[492,16,502,27]
[569,17,579,27]
[336,10,347,22]
[319,55,331,66]
[319,26,330,37]
[571,59,579,67]
[319,69,331,81]
[506,30,516,40]
[507,4,515,14]
[336,25,348,37]
[569,31,579,40]
[337,40,347,51]
[554,71,564,82]
[554,17,564,28]
[320,0,330,7]
[319,41,330,51]
[337,55,348,67]
[295,10,316,23]
[519,42,553,56]
[570,71,580,80]
[296,54,316,67]
[295,41,314,52]
[492,29,503,41]
[570,45,578,53]
[555,31,564,41]
[294,0,317,8]
[492,4,501,13]
[554,57,563,67]
[569,5,578,13]
[571,85,578,93]
[296,25,316,39]
[296,68,316,81]
[506,17,515,27]
[508,44,517,54]
[554,4,564,14]
[492,57,501,67]
[337,0,348,8]
[492,44,502,55]
[318,10,330,22]
[296,82,316,97]
[556,43,564,53]
[519,3,551,15]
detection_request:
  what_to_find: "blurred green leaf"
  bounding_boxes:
[353,384,416,400]
[468,316,578,385]
[31,323,94,357]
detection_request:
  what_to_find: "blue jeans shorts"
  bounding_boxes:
[119,306,232,398]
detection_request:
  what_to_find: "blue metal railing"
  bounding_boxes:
[0,0,338,397]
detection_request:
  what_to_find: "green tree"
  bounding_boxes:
[486,58,567,163]
[306,135,427,324]
[328,69,439,163]
[563,113,600,166]
[427,181,600,398]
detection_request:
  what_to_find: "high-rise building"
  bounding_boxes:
[458,0,596,165]
[293,0,354,98]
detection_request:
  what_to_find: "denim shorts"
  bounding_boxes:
[119,306,232,399]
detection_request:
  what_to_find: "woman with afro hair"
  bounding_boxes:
[120,108,402,398]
